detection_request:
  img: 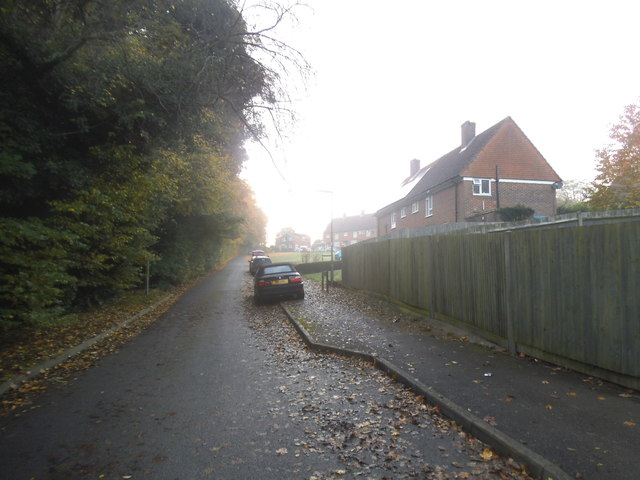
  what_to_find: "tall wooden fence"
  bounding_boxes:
[342,222,640,389]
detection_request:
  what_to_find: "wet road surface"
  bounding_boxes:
[0,258,532,479]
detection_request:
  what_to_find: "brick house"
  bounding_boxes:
[376,117,563,235]
[323,213,377,249]
[275,228,311,251]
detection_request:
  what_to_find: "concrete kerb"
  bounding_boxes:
[0,294,174,397]
[280,303,572,480]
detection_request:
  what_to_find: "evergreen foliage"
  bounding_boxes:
[556,203,593,215]
[0,0,280,328]
[497,205,534,222]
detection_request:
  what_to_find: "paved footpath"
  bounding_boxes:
[287,281,640,480]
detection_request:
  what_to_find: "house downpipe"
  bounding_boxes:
[495,165,500,210]
[454,180,459,222]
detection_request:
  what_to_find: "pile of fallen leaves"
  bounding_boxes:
[0,290,167,380]
[0,281,201,416]
[242,279,534,479]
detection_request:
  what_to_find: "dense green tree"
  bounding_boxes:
[0,218,76,326]
[0,0,304,327]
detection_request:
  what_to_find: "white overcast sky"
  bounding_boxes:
[240,0,640,245]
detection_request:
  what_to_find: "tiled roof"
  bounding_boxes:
[407,118,507,197]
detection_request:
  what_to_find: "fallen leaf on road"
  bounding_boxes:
[480,448,494,461]
[275,447,288,455]
[483,415,498,426]
[623,421,636,427]
[210,442,231,452]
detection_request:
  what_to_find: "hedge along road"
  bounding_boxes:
[0,257,534,479]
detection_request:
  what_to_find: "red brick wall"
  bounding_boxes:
[377,187,460,234]
[463,121,561,182]
[377,212,392,236]
[495,182,557,216]
[433,187,458,224]
[458,179,557,219]
[378,180,558,234]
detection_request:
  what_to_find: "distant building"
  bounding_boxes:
[323,213,377,249]
[376,117,563,234]
[275,227,311,252]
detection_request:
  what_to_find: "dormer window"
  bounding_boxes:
[472,178,491,196]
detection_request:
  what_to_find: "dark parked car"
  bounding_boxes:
[248,249,265,272]
[254,262,304,304]
[249,255,272,275]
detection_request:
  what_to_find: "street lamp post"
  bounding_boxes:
[317,189,334,284]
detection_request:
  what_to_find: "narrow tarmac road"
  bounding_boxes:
[1,257,532,479]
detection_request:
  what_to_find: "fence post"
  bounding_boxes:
[430,237,437,318]
[504,232,516,354]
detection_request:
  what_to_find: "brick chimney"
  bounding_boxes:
[410,158,420,177]
[461,121,476,147]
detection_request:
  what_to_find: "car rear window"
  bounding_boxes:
[262,265,294,274]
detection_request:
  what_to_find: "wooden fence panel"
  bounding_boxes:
[342,221,640,383]
[508,223,640,376]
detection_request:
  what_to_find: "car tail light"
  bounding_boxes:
[290,276,302,283]
[258,280,271,286]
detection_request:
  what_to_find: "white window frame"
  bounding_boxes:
[472,178,491,196]
[352,231,358,238]
[391,212,397,229]
[425,195,433,217]
[400,206,407,218]
[411,200,419,214]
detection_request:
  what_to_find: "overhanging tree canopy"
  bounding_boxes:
[0,0,297,326]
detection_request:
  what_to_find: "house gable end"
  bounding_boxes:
[462,118,562,182]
